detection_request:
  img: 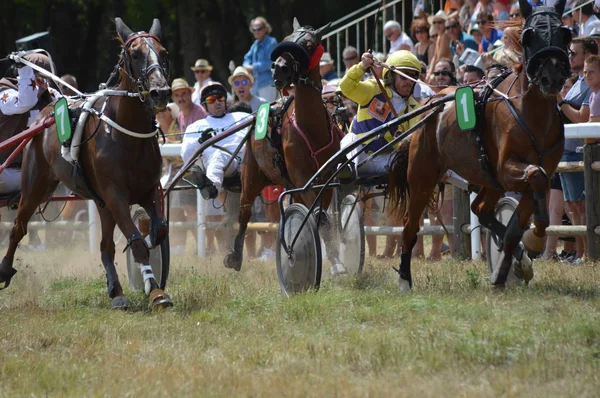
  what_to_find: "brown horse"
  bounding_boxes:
[389,0,571,290]
[0,18,173,310]
[224,19,345,274]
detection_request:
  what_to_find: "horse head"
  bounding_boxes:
[270,18,331,90]
[115,17,171,111]
[519,0,571,95]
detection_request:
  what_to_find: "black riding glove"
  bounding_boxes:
[197,128,215,144]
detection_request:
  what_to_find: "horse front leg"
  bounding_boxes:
[105,190,172,310]
[490,162,548,286]
[98,207,128,309]
[140,184,168,249]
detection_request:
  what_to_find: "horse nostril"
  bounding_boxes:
[150,88,171,99]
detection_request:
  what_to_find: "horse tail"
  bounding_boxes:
[387,136,412,217]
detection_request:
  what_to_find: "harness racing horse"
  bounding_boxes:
[224,18,345,275]
[389,0,571,291]
[0,18,174,310]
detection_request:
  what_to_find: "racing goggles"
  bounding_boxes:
[205,94,226,104]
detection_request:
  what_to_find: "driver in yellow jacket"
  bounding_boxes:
[340,50,422,175]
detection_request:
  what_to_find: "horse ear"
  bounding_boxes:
[553,0,567,17]
[518,0,533,19]
[115,17,134,41]
[293,18,301,31]
[315,22,332,42]
[149,18,163,41]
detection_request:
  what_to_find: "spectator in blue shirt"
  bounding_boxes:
[445,17,478,60]
[477,13,503,52]
[243,16,279,102]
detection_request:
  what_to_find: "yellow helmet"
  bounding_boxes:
[382,50,421,79]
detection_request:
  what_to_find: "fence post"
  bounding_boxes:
[452,186,471,260]
[584,143,600,260]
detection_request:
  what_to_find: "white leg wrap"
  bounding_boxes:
[140,264,155,295]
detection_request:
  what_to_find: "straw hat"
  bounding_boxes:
[320,52,334,66]
[190,59,213,71]
[227,66,255,85]
[427,10,448,25]
[171,78,194,93]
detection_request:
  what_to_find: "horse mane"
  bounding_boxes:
[113,35,132,89]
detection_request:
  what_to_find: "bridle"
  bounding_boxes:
[107,32,170,101]
[273,28,323,92]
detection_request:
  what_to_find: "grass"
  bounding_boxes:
[0,243,600,397]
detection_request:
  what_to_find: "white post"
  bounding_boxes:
[88,200,100,253]
[470,192,481,260]
[196,190,206,257]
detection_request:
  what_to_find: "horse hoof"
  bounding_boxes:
[399,277,411,294]
[149,289,173,311]
[330,263,347,277]
[0,265,17,290]
[223,252,242,272]
[111,296,129,310]
[514,260,534,284]
[490,252,512,285]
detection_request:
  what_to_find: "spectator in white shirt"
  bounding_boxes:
[384,20,415,53]
[573,0,600,37]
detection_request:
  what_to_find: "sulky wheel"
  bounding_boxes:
[486,197,521,285]
[126,206,170,291]
[276,203,322,296]
[338,194,365,274]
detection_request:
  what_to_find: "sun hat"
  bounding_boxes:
[171,78,194,93]
[427,10,448,25]
[320,52,334,66]
[190,59,213,71]
[227,66,255,85]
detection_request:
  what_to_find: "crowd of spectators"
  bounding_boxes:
[40,0,594,262]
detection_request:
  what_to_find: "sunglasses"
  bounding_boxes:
[195,70,210,74]
[205,94,226,104]
[415,29,428,34]
[477,20,489,25]
[445,24,459,30]
[433,70,452,77]
[343,55,358,61]
[251,26,265,32]
[399,72,419,80]
[233,79,250,87]
[509,13,521,18]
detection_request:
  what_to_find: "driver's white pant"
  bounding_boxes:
[340,133,391,176]
[203,151,240,192]
[0,168,21,194]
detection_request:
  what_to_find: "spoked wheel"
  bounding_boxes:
[338,194,365,274]
[486,197,521,285]
[126,206,170,291]
[276,203,322,296]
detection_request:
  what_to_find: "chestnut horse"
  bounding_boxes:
[0,18,173,310]
[389,0,571,290]
[224,19,345,274]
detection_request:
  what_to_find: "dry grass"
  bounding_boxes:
[0,241,600,397]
